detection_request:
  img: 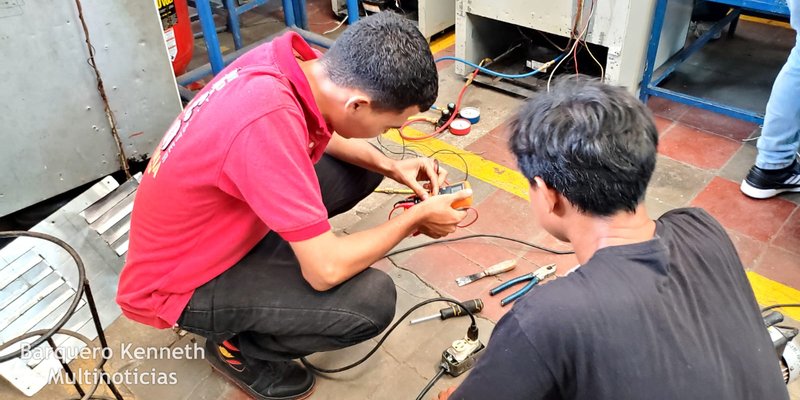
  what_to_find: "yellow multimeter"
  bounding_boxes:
[437,181,473,209]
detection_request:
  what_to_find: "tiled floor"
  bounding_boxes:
[4,3,799,400]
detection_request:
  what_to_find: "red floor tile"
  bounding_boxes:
[753,246,800,289]
[478,295,513,323]
[393,244,495,301]
[654,116,674,137]
[446,240,524,269]
[393,242,477,279]
[773,209,800,254]
[691,177,797,242]
[521,232,581,276]
[464,121,516,169]
[725,229,767,270]
[658,123,741,170]
[647,97,690,121]
[678,106,758,141]
[466,189,544,241]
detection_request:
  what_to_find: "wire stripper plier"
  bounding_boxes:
[489,263,556,306]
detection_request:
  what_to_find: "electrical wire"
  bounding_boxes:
[576,0,602,77]
[386,233,575,257]
[323,14,348,35]
[300,297,478,373]
[399,117,443,141]
[530,27,567,51]
[398,59,487,141]
[585,39,605,81]
[572,0,585,74]
[299,234,571,379]
[427,149,471,181]
[572,0,585,38]
[546,48,572,91]
[416,367,447,400]
[74,0,131,180]
[457,208,479,228]
[762,304,800,313]
[547,0,595,91]
[435,54,566,80]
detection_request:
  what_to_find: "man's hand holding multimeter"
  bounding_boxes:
[394,181,474,239]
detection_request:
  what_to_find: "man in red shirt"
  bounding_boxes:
[117,13,469,399]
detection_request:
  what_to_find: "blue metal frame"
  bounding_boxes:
[186,1,334,83]
[346,0,360,25]
[223,0,306,50]
[709,0,790,15]
[195,0,226,74]
[639,0,791,124]
[192,0,302,76]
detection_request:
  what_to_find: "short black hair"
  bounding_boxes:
[509,76,658,216]
[321,12,438,112]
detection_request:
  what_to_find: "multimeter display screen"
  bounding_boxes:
[439,182,466,195]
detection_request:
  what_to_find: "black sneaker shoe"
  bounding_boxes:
[741,161,800,199]
[204,339,315,400]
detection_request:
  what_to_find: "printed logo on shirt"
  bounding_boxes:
[146,69,241,178]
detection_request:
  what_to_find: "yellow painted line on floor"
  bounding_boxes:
[429,31,456,55]
[747,271,800,321]
[740,15,792,30]
[382,128,530,200]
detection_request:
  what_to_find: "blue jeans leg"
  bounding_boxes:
[756,0,800,169]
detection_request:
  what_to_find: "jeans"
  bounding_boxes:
[756,0,800,169]
[177,154,397,362]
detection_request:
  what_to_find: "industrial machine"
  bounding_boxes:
[453,0,695,95]
[332,0,456,41]
[0,0,181,218]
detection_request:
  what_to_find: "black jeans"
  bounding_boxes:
[178,154,397,362]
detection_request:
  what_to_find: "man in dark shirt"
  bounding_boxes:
[439,76,788,400]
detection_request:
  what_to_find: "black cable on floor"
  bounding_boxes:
[385,233,575,258]
[300,297,477,374]
[416,367,446,400]
[762,304,800,313]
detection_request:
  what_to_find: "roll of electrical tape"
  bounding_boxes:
[458,107,481,124]
[449,118,472,136]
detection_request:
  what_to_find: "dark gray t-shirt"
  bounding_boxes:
[452,208,787,400]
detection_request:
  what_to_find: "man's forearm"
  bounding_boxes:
[291,206,423,290]
[325,133,394,176]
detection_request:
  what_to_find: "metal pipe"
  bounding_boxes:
[649,86,764,125]
[180,1,333,86]
[639,0,668,103]
[195,0,225,74]
[281,0,296,27]
[288,26,335,48]
[346,0,360,25]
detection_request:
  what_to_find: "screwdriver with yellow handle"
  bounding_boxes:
[409,299,484,325]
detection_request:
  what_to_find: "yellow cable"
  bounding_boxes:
[585,42,605,81]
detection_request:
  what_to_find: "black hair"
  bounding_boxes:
[509,76,659,216]
[320,12,438,112]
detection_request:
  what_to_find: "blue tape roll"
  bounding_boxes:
[458,107,481,124]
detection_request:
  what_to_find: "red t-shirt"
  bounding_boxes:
[117,33,332,329]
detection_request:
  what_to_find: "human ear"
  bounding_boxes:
[344,96,370,113]
[533,177,559,215]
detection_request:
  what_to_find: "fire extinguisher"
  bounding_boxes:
[157,0,193,76]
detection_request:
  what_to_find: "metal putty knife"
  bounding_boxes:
[455,259,517,286]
